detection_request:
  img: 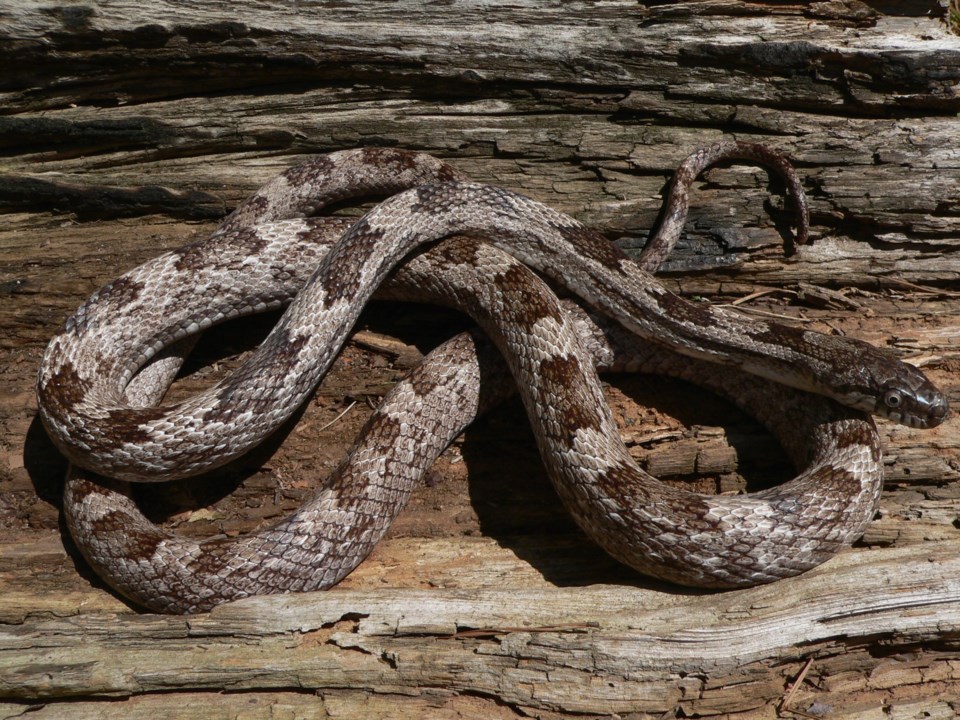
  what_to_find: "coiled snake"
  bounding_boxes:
[37,145,948,613]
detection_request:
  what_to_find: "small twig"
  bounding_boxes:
[715,288,814,323]
[727,288,797,306]
[352,330,419,358]
[879,276,960,299]
[717,305,816,323]
[779,656,814,714]
[317,400,357,432]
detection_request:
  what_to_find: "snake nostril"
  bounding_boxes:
[933,398,950,424]
[916,396,949,429]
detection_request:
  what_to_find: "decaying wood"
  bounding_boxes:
[2,1,960,718]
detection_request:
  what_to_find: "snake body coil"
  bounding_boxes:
[37,146,947,613]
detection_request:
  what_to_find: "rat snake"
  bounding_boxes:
[36,145,947,613]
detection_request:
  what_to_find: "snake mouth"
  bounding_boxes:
[916,393,950,429]
[889,393,950,429]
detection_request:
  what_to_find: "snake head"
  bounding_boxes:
[875,373,949,429]
[829,337,950,428]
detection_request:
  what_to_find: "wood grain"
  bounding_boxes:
[2,1,959,717]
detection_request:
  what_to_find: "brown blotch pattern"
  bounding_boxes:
[173,226,269,273]
[816,467,862,500]
[100,405,172,446]
[536,355,604,436]
[406,365,442,399]
[412,182,456,211]
[39,360,89,412]
[320,219,385,309]
[435,164,463,183]
[435,236,482,266]
[494,264,565,326]
[66,276,146,335]
[66,476,116,505]
[359,147,462,183]
[179,536,238,582]
[279,154,336,190]
[220,193,273,231]
[95,276,144,307]
[67,479,168,559]
[361,146,419,172]
[327,414,404,495]
[553,223,626,271]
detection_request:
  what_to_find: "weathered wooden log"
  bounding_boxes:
[2,1,959,717]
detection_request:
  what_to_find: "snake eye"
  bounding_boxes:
[884,390,903,409]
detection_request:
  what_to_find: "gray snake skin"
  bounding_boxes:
[37,146,948,613]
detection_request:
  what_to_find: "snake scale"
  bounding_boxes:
[37,145,948,613]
